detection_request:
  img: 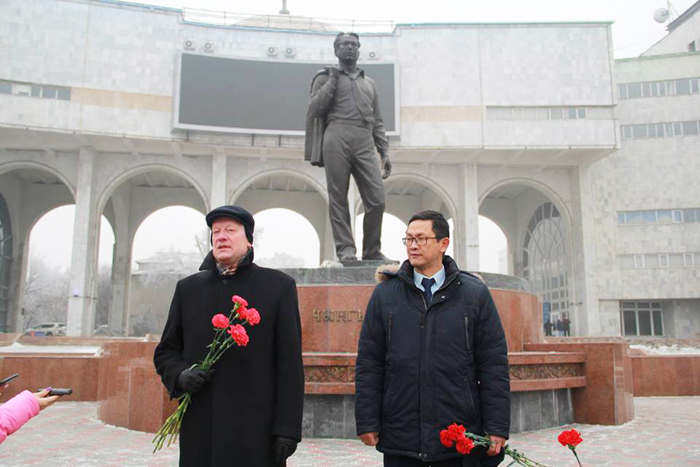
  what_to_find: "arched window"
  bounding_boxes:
[0,194,12,331]
[522,202,569,322]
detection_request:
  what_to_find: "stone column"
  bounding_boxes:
[210,152,227,210]
[67,147,99,336]
[108,232,132,336]
[105,186,131,336]
[6,240,29,333]
[570,165,600,336]
[455,163,480,271]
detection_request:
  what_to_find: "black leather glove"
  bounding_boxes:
[176,368,215,394]
[272,436,298,465]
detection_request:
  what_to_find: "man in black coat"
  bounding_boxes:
[355,211,510,467]
[154,205,304,467]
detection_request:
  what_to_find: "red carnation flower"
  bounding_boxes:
[246,308,261,326]
[228,324,249,346]
[447,423,466,441]
[237,305,250,321]
[232,295,248,307]
[439,429,454,448]
[456,437,474,455]
[558,429,583,448]
[211,314,230,329]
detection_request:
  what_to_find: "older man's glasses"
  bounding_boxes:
[402,236,438,246]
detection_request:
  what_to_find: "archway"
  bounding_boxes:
[0,194,11,331]
[231,170,329,262]
[354,212,407,262]
[478,216,508,274]
[254,208,321,268]
[97,167,208,336]
[0,164,75,332]
[127,206,205,336]
[479,181,573,333]
[23,206,114,334]
[352,174,458,262]
[365,174,458,224]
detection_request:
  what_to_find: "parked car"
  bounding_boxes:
[24,322,67,337]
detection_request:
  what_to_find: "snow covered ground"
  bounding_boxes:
[0,342,101,354]
[630,343,700,355]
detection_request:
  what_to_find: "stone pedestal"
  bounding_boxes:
[526,338,635,426]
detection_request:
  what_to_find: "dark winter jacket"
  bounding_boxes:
[355,256,510,463]
[154,250,305,467]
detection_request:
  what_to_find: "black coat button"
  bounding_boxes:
[222,279,228,285]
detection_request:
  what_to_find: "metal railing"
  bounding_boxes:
[182,8,396,34]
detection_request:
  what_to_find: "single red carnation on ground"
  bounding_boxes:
[558,429,583,448]
[456,437,474,455]
[211,314,230,329]
[246,308,261,326]
[228,324,249,346]
[232,295,248,307]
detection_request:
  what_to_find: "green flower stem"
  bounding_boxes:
[153,302,247,453]
[152,393,191,452]
[572,448,583,467]
[464,432,549,467]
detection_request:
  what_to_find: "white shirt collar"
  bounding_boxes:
[414,266,446,294]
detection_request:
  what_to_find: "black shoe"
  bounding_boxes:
[339,255,358,262]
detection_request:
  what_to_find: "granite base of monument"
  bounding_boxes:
[18,266,629,438]
[284,265,582,438]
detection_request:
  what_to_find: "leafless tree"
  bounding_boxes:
[22,259,69,329]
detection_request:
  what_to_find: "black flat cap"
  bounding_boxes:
[206,205,255,242]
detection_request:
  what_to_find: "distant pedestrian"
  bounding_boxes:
[544,319,553,337]
[562,315,571,337]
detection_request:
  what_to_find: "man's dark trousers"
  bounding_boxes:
[322,120,385,259]
[383,446,504,466]
[384,455,464,467]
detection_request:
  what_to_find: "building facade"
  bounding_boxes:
[0,0,696,338]
[592,3,700,338]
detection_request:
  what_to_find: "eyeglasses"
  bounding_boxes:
[402,236,438,246]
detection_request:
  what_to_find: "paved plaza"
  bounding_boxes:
[1,397,699,466]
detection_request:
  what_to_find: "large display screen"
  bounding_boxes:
[173,53,397,135]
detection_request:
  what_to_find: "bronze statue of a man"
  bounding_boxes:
[305,32,392,262]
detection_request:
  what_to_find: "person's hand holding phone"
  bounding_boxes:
[33,389,59,410]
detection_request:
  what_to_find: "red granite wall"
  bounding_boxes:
[526,339,635,426]
[297,285,543,353]
[632,355,700,396]
[0,355,100,402]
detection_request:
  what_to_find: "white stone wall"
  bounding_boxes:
[0,1,615,149]
[587,51,700,334]
[669,299,700,339]
[598,300,623,336]
[643,7,700,57]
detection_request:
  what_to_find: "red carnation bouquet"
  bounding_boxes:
[152,295,261,452]
[440,423,547,467]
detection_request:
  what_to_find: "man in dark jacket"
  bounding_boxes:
[154,205,304,467]
[355,210,510,467]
